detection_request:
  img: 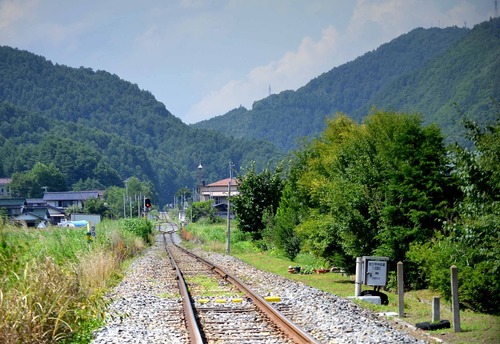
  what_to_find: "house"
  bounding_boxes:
[14,207,50,227]
[0,198,65,226]
[199,178,239,215]
[0,191,101,227]
[0,198,26,217]
[26,198,66,225]
[43,191,102,210]
[0,178,12,197]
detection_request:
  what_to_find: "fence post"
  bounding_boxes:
[451,265,461,332]
[432,296,440,322]
[397,261,404,317]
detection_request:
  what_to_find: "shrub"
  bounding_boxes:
[118,218,153,243]
[407,233,500,315]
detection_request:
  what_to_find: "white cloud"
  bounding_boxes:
[184,25,341,123]
[0,0,38,38]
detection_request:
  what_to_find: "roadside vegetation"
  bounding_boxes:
[181,220,499,344]
[227,110,499,316]
[0,218,153,343]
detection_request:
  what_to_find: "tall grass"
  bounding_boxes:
[0,219,151,343]
[182,220,258,254]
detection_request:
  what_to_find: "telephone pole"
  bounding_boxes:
[226,161,235,255]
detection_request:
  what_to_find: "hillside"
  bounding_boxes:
[192,19,499,150]
[0,47,282,205]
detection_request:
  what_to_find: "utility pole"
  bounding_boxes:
[226,161,235,255]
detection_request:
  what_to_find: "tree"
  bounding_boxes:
[103,186,125,219]
[290,111,456,270]
[83,197,109,217]
[190,200,217,223]
[72,178,105,191]
[232,162,284,240]
[10,162,67,197]
[408,110,500,314]
[272,151,310,260]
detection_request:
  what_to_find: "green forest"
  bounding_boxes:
[193,18,499,151]
[0,48,282,205]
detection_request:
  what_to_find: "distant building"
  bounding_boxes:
[0,191,102,227]
[199,178,239,216]
[0,178,12,197]
[43,191,102,210]
[0,198,26,217]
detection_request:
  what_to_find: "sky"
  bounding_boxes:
[0,0,495,124]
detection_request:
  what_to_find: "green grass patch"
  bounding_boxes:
[185,275,244,298]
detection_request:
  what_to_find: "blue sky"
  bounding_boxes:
[0,0,495,123]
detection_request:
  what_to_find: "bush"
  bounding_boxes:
[118,218,153,243]
[407,233,500,315]
[190,200,217,223]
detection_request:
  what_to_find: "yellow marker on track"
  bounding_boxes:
[264,296,281,302]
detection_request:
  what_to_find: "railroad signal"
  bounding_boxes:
[144,198,152,208]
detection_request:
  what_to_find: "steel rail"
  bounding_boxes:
[162,234,204,344]
[168,232,320,344]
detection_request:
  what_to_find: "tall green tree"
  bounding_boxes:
[10,162,67,198]
[408,111,499,314]
[291,111,456,269]
[272,150,311,260]
[232,163,284,240]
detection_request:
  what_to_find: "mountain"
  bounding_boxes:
[2,19,498,204]
[0,46,282,205]
[192,19,500,150]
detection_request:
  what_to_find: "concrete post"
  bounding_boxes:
[451,265,461,332]
[397,261,404,317]
[432,296,440,322]
[355,257,363,297]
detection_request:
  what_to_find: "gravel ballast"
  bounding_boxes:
[91,234,431,343]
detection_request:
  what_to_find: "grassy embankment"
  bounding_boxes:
[182,220,499,344]
[0,218,152,344]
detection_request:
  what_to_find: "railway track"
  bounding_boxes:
[161,221,319,344]
[93,216,428,344]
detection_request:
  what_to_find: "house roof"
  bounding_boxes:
[15,213,40,221]
[43,191,99,201]
[201,191,239,197]
[26,198,45,205]
[206,178,238,187]
[0,198,26,207]
[46,206,65,216]
[29,208,50,218]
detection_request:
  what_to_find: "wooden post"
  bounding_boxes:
[432,296,440,322]
[397,261,404,317]
[451,265,461,332]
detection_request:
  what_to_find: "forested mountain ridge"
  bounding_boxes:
[0,46,282,205]
[192,19,499,150]
[369,18,500,142]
